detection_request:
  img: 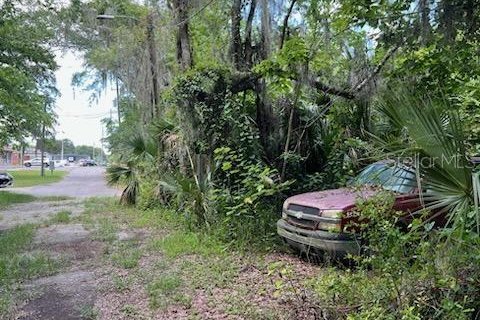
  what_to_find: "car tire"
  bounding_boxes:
[24,163,31,167]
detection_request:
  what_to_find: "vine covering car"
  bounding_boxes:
[277,161,425,257]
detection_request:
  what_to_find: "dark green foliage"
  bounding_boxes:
[174,67,259,156]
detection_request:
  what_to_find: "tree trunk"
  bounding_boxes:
[419,0,431,44]
[255,80,277,162]
[147,12,159,116]
[173,0,193,71]
[465,0,478,35]
[255,0,276,162]
[259,0,271,59]
[230,0,242,69]
[243,0,256,70]
[440,1,455,42]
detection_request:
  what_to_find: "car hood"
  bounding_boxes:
[284,187,378,211]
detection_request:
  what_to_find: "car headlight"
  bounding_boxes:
[321,210,343,218]
[317,222,342,232]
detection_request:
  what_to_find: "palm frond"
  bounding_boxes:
[107,164,139,205]
[376,88,474,222]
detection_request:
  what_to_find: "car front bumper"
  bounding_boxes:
[277,219,361,256]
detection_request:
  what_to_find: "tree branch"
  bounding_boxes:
[313,79,355,99]
[230,72,262,93]
[279,0,297,50]
[352,45,399,92]
[228,45,398,99]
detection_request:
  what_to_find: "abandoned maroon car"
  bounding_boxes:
[277,161,422,256]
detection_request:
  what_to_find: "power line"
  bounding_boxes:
[59,111,112,119]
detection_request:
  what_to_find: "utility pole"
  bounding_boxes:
[101,125,104,164]
[40,102,46,177]
[61,139,64,160]
[116,77,121,124]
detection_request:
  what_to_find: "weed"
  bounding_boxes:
[39,196,72,202]
[149,231,223,258]
[111,243,142,269]
[0,192,36,208]
[0,225,60,318]
[78,304,98,319]
[146,274,182,309]
[94,218,118,243]
[112,274,132,292]
[179,255,238,289]
[49,211,71,224]
[120,304,140,317]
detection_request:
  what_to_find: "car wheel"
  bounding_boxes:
[25,163,31,167]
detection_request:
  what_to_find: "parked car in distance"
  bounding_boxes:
[0,172,13,188]
[54,159,68,167]
[24,157,50,167]
[80,159,97,167]
[277,161,425,258]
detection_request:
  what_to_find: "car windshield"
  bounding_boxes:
[351,163,417,193]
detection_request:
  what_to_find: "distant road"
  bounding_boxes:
[10,167,119,198]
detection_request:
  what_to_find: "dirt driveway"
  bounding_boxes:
[12,167,119,198]
[0,167,119,231]
[1,169,320,320]
[0,168,119,319]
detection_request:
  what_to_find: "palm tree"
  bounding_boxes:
[106,133,157,205]
[374,88,479,229]
[107,162,139,205]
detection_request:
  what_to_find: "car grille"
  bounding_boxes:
[287,216,317,229]
[286,204,320,230]
[287,204,319,215]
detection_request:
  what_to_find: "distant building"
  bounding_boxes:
[1,145,49,166]
[1,145,20,165]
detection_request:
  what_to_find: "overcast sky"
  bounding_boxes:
[54,50,116,149]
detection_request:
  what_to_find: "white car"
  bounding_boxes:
[24,157,50,167]
[54,159,68,167]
